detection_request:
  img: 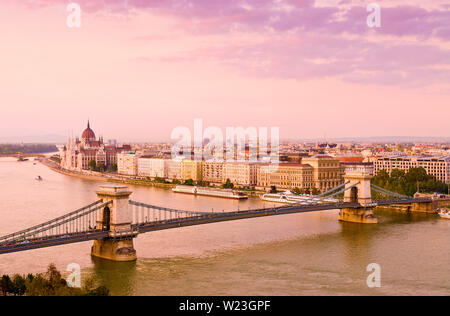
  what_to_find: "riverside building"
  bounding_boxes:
[60,121,131,172]
[374,155,450,184]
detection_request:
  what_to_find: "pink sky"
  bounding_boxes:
[0,0,449,141]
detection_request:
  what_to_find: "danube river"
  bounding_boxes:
[0,157,449,295]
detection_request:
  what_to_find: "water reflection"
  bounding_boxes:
[90,256,137,295]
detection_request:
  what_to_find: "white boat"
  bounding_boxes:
[172,185,248,200]
[35,176,43,181]
[438,209,450,219]
[260,193,298,204]
[260,191,338,205]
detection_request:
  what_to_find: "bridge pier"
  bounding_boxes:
[339,165,378,224]
[411,200,438,214]
[91,185,137,262]
[339,208,378,224]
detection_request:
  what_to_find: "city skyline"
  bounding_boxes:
[1,0,449,140]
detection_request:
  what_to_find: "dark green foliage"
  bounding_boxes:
[88,160,97,171]
[196,180,209,187]
[222,178,234,189]
[372,167,448,197]
[154,177,167,183]
[0,264,109,296]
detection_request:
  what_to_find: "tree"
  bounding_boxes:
[222,179,234,189]
[1,275,12,296]
[88,160,97,171]
[106,163,118,173]
[390,169,406,182]
[372,167,447,197]
[96,162,105,172]
[292,187,305,195]
[12,275,26,296]
[184,179,194,186]
[85,286,110,296]
[196,180,209,187]
[154,177,166,183]
[22,264,110,296]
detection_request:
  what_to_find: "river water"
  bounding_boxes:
[0,157,449,296]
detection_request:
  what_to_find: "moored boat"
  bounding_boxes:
[438,208,450,219]
[260,191,338,205]
[172,185,248,199]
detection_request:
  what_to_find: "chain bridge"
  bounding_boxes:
[0,167,446,261]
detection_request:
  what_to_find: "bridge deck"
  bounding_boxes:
[134,202,361,233]
[0,231,109,255]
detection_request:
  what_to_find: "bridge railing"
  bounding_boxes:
[129,200,216,225]
[0,201,111,246]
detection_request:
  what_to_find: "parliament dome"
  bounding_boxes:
[81,121,96,141]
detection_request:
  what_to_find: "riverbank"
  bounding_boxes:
[39,158,263,196]
[0,153,46,158]
[40,158,174,189]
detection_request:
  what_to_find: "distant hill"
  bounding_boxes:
[0,144,58,154]
[0,134,66,144]
[286,136,450,144]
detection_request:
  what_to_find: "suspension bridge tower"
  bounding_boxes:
[91,184,137,261]
[339,165,378,224]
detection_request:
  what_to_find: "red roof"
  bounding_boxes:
[81,121,96,140]
[338,157,364,163]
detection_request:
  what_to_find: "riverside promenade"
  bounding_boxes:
[39,158,261,196]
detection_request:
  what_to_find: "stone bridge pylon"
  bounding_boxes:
[339,165,378,224]
[91,185,137,261]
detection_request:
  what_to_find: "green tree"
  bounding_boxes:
[372,167,447,197]
[106,163,118,173]
[154,177,166,183]
[184,179,194,186]
[1,275,12,296]
[292,187,306,195]
[12,275,26,296]
[88,160,97,171]
[96,162,105,172]
[222,179,234,189]
[85,286,110,296]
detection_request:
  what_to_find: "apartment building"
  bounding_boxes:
[138,157,167,178]
[302,155,345,191]
[181,160,203,181]
[117,152,139,176]
[166,159,183,181]
[257,163,314,190]
[374,155,450,184]
[222,162,258,186]
[202,161,224,184]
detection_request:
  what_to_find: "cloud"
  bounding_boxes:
[17,0,450,86]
